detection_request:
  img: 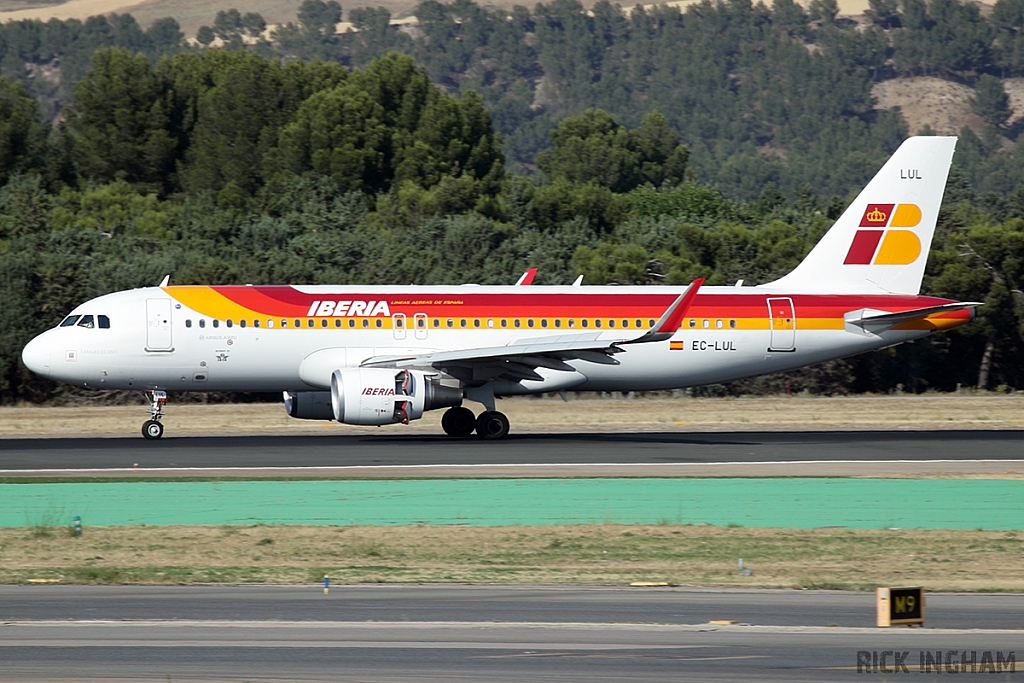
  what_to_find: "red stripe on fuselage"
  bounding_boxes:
[195,286,961,321]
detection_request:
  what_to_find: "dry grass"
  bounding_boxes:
[2,523,1023,590]
[0,394,1022,438]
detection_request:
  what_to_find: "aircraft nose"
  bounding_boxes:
[21,334,51,378]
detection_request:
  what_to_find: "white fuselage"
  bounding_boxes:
[22,284,945,396]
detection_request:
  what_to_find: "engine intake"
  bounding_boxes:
[330,368,461,426]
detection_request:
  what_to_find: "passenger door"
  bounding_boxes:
[146,298,173,351]
[767,297,796,352]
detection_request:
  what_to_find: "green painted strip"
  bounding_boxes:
[2,478,1022,530]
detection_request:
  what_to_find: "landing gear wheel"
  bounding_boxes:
[142,420,164,440]
[475,411,510,440]
[442,407,476,437]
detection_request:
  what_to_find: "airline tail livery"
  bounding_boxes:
[21,136,980,440]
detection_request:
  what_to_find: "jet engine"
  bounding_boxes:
[330,368,462,426]
[283,391,334,420]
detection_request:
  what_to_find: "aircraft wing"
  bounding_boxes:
[361,279,703,382]
[845,301,982,329]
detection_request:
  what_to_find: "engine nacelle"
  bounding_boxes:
[330,368,462,426]
[283,391,334,420]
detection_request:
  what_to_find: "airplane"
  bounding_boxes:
[21,136,980,440]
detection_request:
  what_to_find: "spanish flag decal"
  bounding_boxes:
[670,341,684,350]
[845,203,922,266]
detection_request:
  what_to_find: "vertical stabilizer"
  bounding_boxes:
[764,136,957,295]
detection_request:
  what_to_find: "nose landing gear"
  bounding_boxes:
[142,390,167,440]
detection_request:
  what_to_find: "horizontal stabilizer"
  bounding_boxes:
[845,301,981,329]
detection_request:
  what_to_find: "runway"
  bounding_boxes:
[5,585,1024,628]
[2,430,1024,478]
[3,587,1023,682]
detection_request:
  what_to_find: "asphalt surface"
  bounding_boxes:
[1,430,1023,471]
[3,585,1024,629]
[3,587,1024,682]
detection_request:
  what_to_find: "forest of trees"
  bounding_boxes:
[0,0,1022,404]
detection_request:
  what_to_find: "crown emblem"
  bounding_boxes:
[866,207,887,222]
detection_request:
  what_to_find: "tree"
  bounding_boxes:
[196,25,215,46]
[971,75,1013,127]
[536,109,688,193]
[298,0,342,37]
[242,12,267,38]
[0,77,46,186]
[865,0,900,27]
[213,9,243,40]
[64,49,177,192]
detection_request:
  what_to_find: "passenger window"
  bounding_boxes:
[334,319,340,328]
[59,315,81,327]
[730,319,737,329]
[267,320,274,328]
[568,319,575,328]
[648,319,655,328]
[473,319,480,328]
[689,319,696,329]
[716,319,723,329]
[447,319,454,328]
[528,319,535,328]
[294,319,301,328]
[320,319,326,328]
[362,319,369,328]
[582,319,589,328]
[240,319,247,328]
[375,319,382,328]
[186,319,192,328]
[487,319,494,328]
[460,319,467,328]
[253,319,260,328]
[198,319,205,329]
[213,320,220,328]
[307,319,314,328]
[595,319,602,328]
[608,320,615,328]
[635,319,642,328]
[702,319,710,329]
[418,318,426,329]
[622,320,629,328]
[77,315,95,328]
[501,319,508,328]
[433,319,440,328]
[348,319,356,328]
[541,319,548,328]
[514,319,521,328]
[396,318,404,328]
[281,320,288,328]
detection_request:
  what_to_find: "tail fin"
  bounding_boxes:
[765,136,957,295]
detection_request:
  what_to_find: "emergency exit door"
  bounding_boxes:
[767,297,796,352]
[146,298,173,351]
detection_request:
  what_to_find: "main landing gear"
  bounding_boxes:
[142,390,167,440]
[441,406,510,440]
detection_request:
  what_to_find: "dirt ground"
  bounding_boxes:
[2,523,1021,590]
[0,394,1020,438]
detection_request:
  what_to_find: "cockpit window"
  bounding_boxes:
[98,315,110,329]
[59,315,81,327]
[77,315,95,328]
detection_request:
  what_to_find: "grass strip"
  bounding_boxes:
[2,524,1023,591]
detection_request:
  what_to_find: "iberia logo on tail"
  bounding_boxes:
[844,203,923,266]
